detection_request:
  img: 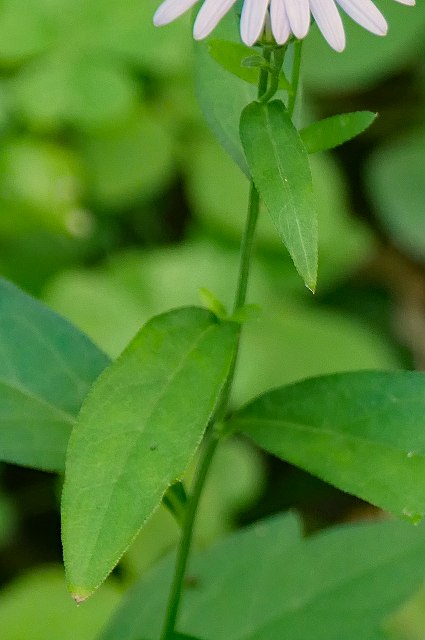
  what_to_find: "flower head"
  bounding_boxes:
[154,0,415,52]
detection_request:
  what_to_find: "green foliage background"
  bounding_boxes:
[1,0,425,637]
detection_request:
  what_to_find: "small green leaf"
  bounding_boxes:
[100,513,425,640]
[208,40,291,91]
[241,54,266,68]
[199,287,228,319]
[300,111,377,154]
[0,278,109,472]
[240,100,318,290]
[162,481,188,528]
[229,371,425,522]
[62,307,238,601]
[208,40,261,85]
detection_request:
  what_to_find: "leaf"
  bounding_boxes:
[162,481,187,528]
[0,567,120,640]
[240,100,318,290]
[186,139,371,286]
[100,513,425,640]
[194,11,256,175]
[366,130,425,262]
[229,371,425,523]
[208,40,290,91]
[300,112,377,154]
[61,306,238,601]
[0,278,109,472]
[208,40,262,86]
[199,288,227,320]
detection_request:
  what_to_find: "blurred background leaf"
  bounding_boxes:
[0,566,120,640]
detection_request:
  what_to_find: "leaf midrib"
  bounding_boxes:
[69,320,224,593]
[235,414,425,458]
[262,104,311,279]
[0,378,75,426]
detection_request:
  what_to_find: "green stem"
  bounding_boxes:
[259,47,285,104]
[287,40,303,119]
[159,50,269,640]
[233,184,260,312]
[159,429,219,640]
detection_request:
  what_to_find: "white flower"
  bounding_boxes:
[154,0,415,52]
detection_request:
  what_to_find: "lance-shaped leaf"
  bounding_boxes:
[229,371,425,523]
[100,513,425,640]
[0,277,109,472]
[62,307,238,601]
[240,100,318,290]
[300,111,377,154]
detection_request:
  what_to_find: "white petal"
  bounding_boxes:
[393,0,415,5]
[240,0,270,46]
[310,0,345,51]
[336,0,387,35]
[193,0,238,39]
[270,0,291,45]
[154,0,199,26]
[283,0,311,39]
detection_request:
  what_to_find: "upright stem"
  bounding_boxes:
[287,40,303,118]
[233,184,260,312]
[159,429,219,640]
[159,54,270,640]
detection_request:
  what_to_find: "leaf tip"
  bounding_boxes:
[71,590,91,605]
[305,279,317,294]
[401,508,423,526]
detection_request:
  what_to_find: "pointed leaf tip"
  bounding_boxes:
[72,592,89,606]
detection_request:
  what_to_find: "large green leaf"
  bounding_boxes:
[100,513,425,640]
[62,307,238,601]
[0,278,109,472]
[240,100,318,290]
[229,371,425,522]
